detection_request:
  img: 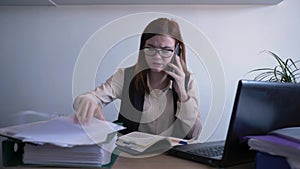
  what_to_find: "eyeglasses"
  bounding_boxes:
[143,47,174,58]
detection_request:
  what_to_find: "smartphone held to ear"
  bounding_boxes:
[167,43,181,81]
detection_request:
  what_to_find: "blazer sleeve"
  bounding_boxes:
[73,68,125,110]
[174,75,202,139]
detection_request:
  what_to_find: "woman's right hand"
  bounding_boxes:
[73,94,105,124]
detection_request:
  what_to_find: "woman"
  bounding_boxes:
[73,18,202,139]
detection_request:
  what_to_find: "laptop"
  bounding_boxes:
[168,80,300,168]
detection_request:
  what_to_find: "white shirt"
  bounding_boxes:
[74,68,202,139]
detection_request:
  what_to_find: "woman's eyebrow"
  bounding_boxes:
[145,44,173,49]
[161,46,173,50]
[144,44,155,47]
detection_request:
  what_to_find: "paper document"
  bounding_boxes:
[116,131,190,155]
[0,115,125,147]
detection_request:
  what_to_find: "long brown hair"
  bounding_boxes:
[134,18,188,94]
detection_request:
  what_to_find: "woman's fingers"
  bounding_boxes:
[75,103,89,124]
[167,56,183,75]
[94,107,105,120]
[175,55,183,72]
[167,57,185,81]
[74,97,105,124]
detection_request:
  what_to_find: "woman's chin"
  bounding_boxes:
[150,67,164,72]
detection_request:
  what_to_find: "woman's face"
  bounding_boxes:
[144,35,176,73]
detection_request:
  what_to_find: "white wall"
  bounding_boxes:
[1,0,300,145]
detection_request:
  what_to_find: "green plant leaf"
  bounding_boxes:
[247,68,274,74]
[254,71,276,81]
[248,50,300,83]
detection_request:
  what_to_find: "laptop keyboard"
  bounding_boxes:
[186,145,224,157]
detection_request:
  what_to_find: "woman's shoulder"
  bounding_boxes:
[112,65,136,78]
[116,65,136,72]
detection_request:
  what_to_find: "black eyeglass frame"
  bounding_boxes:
[143,47,174,58]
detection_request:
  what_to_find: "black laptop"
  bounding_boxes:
[168,80,300,168]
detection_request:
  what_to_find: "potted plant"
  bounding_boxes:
[248,50,300,83]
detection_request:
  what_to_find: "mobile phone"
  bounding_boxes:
[167,43,181,81]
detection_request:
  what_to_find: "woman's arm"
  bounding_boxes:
[174,76,202,139]
[165,55,202,139]
[73,68,125,123]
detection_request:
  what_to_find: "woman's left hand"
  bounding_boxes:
[165,55,189,102]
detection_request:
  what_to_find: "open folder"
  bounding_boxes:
[0,115,125,167]
[116,131,191,156]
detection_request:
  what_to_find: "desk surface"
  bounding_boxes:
[9,154,213,169]
[112,154,212,169]
[6,153,257,169]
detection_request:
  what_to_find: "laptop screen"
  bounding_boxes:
[222,80,300,166]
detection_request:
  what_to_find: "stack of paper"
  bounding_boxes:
[23,144,111,166]
[247,127,300,169]
[0,115,125,167]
